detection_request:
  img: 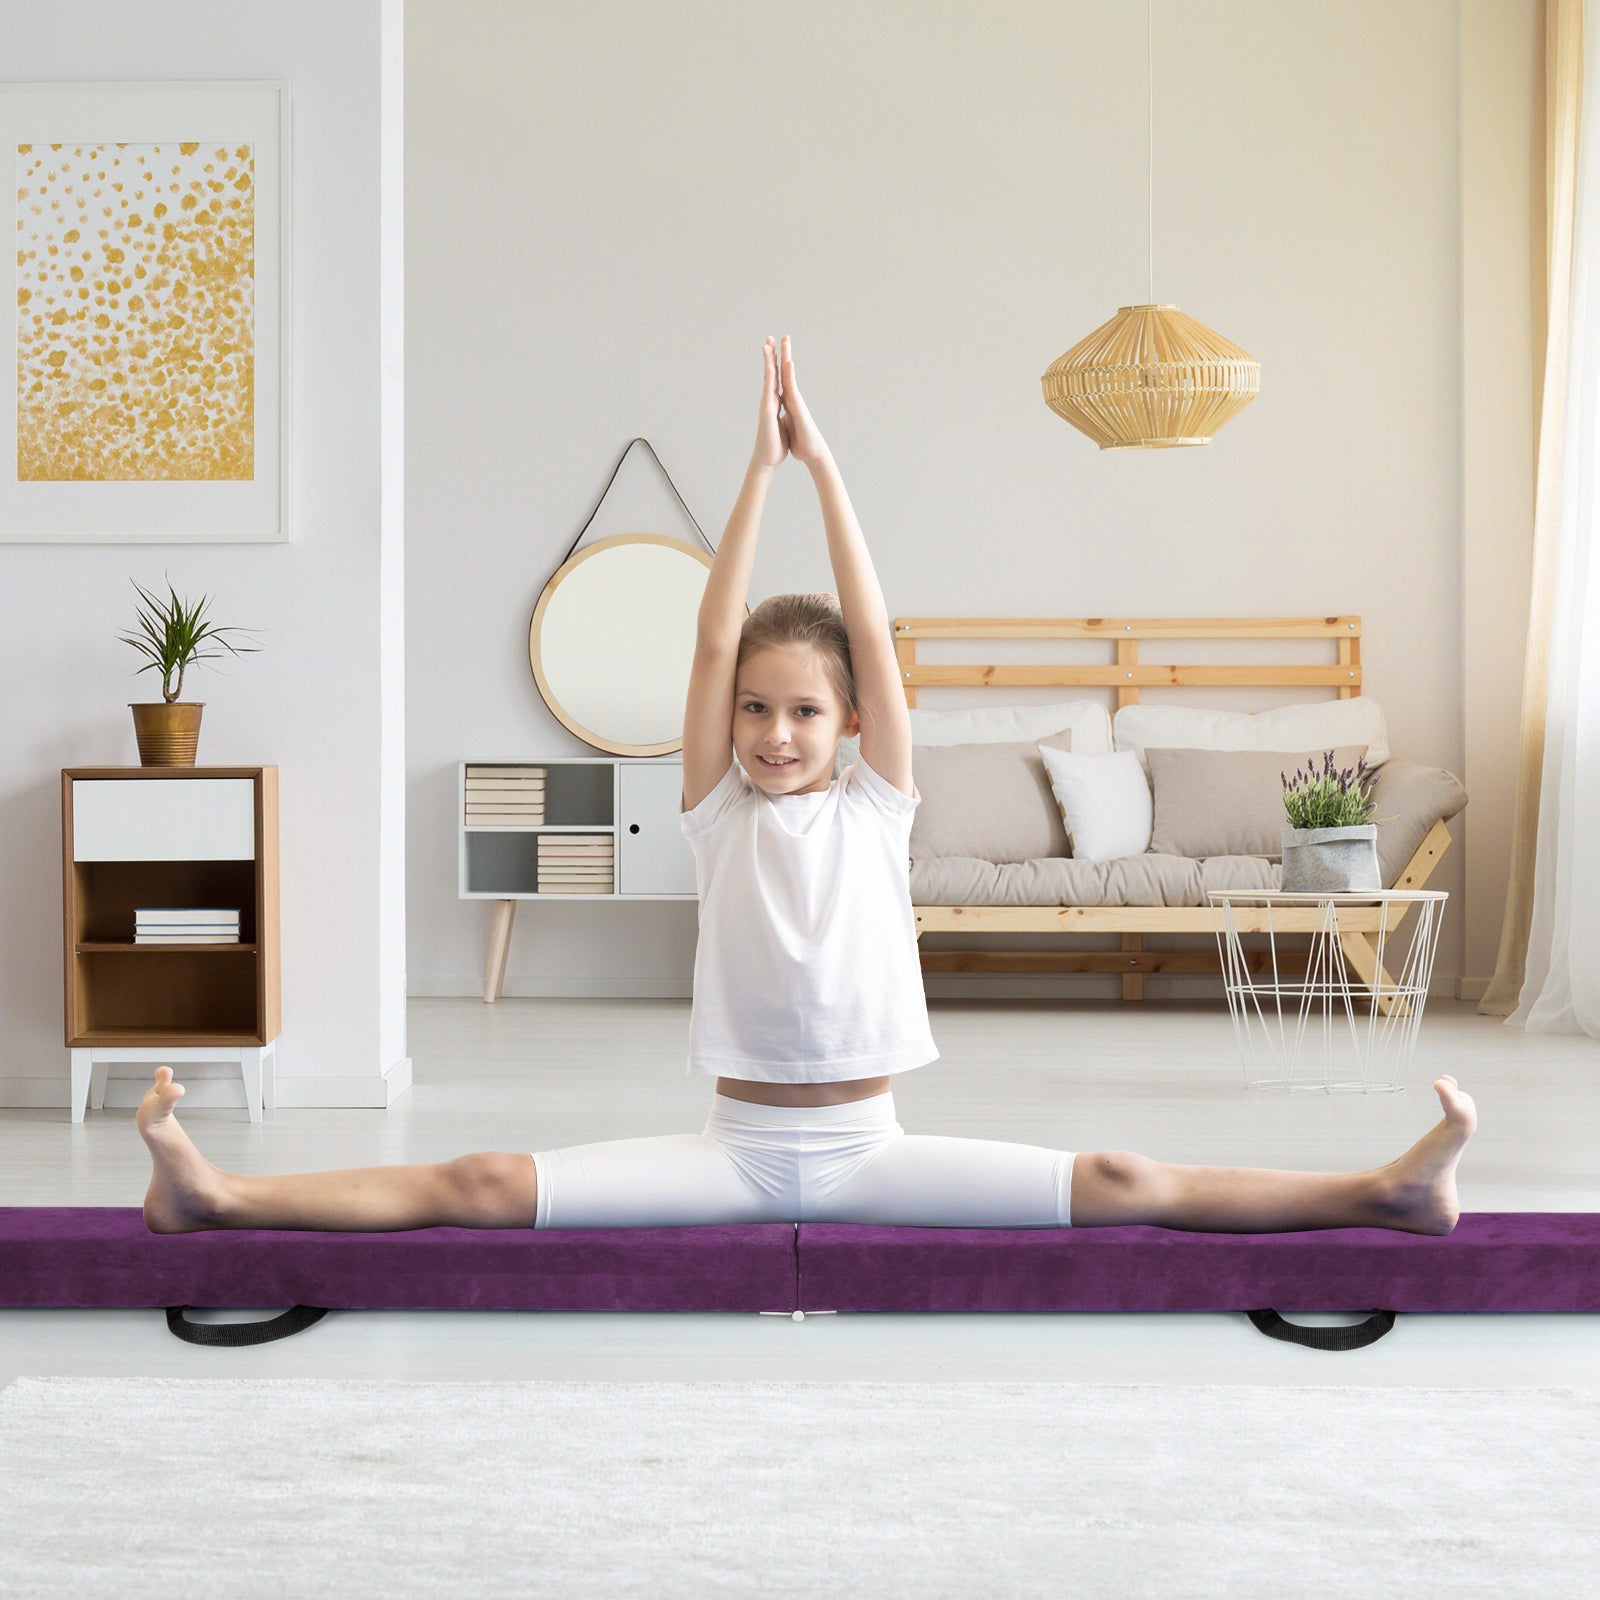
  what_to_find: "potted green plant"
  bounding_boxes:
[1279,750,1383,892]
[121,578,263,766]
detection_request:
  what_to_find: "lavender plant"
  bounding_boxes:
[1280,750,1378,830]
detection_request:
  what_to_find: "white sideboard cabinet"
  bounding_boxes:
[459,758,697,1001]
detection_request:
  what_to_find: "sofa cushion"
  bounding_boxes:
[838,698,1113,771]
[1114,696,1391,771]
[908,764,1467,905]
[1368,759,1469,885]
[1037,746,1154,862]
[909,731,1074,863]
[910,852,1281,908]
[1148,744,1369,860]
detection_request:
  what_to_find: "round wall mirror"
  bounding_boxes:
[530,533,733,756]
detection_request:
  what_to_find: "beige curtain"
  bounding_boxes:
[1480,0,1584,1016]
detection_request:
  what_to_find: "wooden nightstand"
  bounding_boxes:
[62,766,280,1122]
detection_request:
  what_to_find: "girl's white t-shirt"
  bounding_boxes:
[679,754,940,1083]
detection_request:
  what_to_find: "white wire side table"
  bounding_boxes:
[1207,889,1448,1094]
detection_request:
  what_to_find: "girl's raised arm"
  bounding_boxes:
[681,339,788,813]
[778,337,914,798]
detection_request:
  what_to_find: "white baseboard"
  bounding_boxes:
[411,977,694,999]
[0,1056,414,1113]
[411,975,1129,1002]
[411,974,1469,1003]
[268,1056,414,1109]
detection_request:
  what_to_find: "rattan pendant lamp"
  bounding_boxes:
[1041,1,1260,449]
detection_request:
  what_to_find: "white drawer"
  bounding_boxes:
[72,779,257,862]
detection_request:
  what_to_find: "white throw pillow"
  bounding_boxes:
[1037,746,1153,862]
[1113,696,1390,772]
[839,699,1112,772]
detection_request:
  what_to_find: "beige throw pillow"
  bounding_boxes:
[1147,745,1369,859]
[909,731,1073,862]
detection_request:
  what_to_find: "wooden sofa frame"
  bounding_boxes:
[897,616,1452,1006]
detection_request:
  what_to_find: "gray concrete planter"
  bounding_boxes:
[1280,824,1380,892]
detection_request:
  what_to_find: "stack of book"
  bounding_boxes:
[537,833,614,894]
[135,909,241,944]
[465,765,546,826]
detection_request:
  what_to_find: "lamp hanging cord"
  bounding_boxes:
[1147,0,1154,305]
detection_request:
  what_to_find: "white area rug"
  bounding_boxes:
[2,1378,1595,1596]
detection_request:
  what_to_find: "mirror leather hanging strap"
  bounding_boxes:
[551,438,717,579]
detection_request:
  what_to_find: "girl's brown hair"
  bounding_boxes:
[737,593,857,713]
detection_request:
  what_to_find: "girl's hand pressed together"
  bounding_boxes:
[752,336,789,470]
[776,335,830,466]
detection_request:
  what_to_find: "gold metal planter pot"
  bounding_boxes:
[129,702,204,767]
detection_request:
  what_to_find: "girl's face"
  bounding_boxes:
[734,644,860,795]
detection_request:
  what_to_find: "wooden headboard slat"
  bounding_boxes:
[892,616,1363,709]
[905,665,1361,690]
[894,617,1361,640]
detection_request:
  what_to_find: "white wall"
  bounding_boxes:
[409,0,1536,1002]
[0,0,408,1110]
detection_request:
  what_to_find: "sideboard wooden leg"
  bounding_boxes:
[484,898,517,1003]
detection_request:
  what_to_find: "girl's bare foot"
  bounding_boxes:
[1368,1076,1477,1235]
[136,1067,234,1233]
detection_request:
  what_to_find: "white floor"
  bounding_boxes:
[2,996,1597,1388]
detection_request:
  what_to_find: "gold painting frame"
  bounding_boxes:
[2,81,290,541]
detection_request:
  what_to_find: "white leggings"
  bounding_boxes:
[531,1091,1076,1229]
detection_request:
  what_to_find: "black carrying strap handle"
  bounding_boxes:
[163,1302,1393,1349]
[167,1305,328,1346]
[1248,1308,1396,1351]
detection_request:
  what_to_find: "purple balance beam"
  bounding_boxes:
[2,1209,1596,1349]
[0,1209,798,1315]
[794,1214,1600,1314]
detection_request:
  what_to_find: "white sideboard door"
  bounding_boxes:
[618,761,697,897]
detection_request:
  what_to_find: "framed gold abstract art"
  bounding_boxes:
[1,82,289,541]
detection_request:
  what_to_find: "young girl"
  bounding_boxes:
[136,335,1476,1238]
